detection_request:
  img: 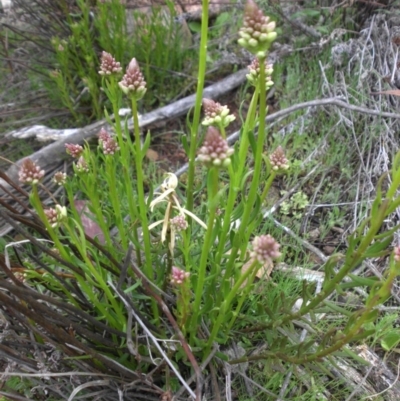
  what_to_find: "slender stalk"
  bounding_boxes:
[131,97,153,279]
[204,260,258,355]
[189,166,219,341]
[30,186,71,263]
[236,57,268,252]
[105,156,127,249]
[260,171,276,204]
[214,89,260,278]
[186,0,209,213]
[106,77,141,262]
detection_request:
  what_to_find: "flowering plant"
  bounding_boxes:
[7,1,400,399]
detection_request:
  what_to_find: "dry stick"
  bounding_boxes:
[173,343,219,399]
[120,256,203,400]
[109,281,198,401]
[2,93,400,238]
[0,69,248,189]
[175,96,400,182]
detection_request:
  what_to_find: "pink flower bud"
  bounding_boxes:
[65,143,84,158]
[119,58,147,99]
[99,51,122,76]
[171,266,190,286]
[44,205,67,228]
[98,127,111,143]
[238,0,277,57]
[270,146,289,171]
[198,127,234,168]
[18,159,45,185]
[53,171,67,186]
[170,215,188,232]
[75,156,89,173]
[102,136,120,155]
[251,235,281,264]
[202,98,235,128]
[246,57,274,88]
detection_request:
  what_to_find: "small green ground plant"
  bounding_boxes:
[2,0,400,399]
[49,0,195,121]
[1,0,196,129]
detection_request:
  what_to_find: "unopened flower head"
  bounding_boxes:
[198,127,234,168]
[65,143,84,158]
[44,205,67,228]
[394,246,400,262]
[98,51,122,76]
[270,146,289,171]
[170,215,188,232]
[251,234,281,264]
[18,159,45,185]
[246,57,274,88]
[53,171,67,186]
[238,0,277,58]
[98,127,111,143]
[119,58,147,99]
[75,156,89,173]
[102,136,120,155]
[170,266,190,286]
[202,98,235,129]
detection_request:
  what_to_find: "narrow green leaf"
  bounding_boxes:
[141,131,151,158]
[346,274,380,287]
[363,237,393,258]
[248,129,257,156]
[181,134,189,154]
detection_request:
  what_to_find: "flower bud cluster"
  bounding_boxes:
[251,234,281,264]
[18,159,45,185]
[75,156,89,173]
[65,143,84,158]
[238,0,277,58]
[53,172,67,186]
[171,266,190,286]
[198,127,234,168]
[98,127,110,143]
[270,146,289,171]
[246,57,274,88]
[44,205,67,228]
[170,215,188,232]
[202,98,235,129]
[98,51,122,76]
[119,58,147,99]
[98,129,120,155]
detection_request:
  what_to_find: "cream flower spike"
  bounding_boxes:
[150,173,178,212]
[149,173,207,250]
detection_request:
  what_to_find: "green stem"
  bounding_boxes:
[260,171,276,204]
[189,166,219,341]
[236,57,268,251]
[204,260,259,354]
[215,89,260,284]
[235,88,260,188]
[186,0,209,213]
[30,186,71,263]
[107,77,141,263]
[131,97,153,279]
